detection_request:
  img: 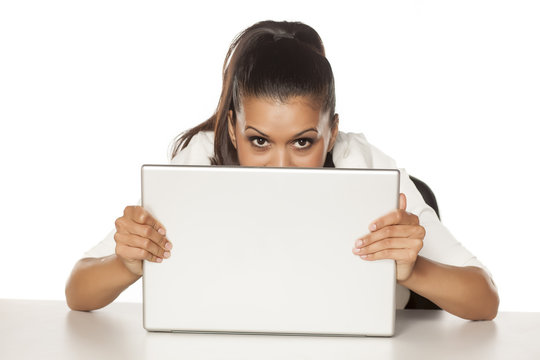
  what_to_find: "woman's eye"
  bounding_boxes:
[293,138,314,150]
[249,136,268,148]
[248,136,314,150]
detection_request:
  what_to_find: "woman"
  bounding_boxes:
[65,20,499,320]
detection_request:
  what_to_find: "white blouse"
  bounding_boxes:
[83,130,495,309]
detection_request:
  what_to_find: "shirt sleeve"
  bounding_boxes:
[398,167,497,290]
[169,130,214,165]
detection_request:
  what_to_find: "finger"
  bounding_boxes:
[120,206,170,250]
[354,225,423,248]
[125,206,167,235]
[368,209,418,232]
[124,218,170,250]
[353,247,418,263]
[115,215,172,251]
[115,232,169,260]
[399,193,407,211]
[116,243,162,263]
[353,237,423,256]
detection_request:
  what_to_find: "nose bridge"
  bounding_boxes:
[269,146,292,167]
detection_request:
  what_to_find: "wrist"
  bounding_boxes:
[113,255,143,281]
[397,256,423,288]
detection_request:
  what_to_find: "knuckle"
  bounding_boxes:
[142,238,152,250]
[138,212,148,224]
[395,211,403,223]
[407,249,417,262]
[114,217,123,229]
[143,225,153,237]
[132,206,145,221]
[113,232,120,244]
[137,248,147,259]
[158,236,166,247]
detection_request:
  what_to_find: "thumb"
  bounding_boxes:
[399,193,407,210]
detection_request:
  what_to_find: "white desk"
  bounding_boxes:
[1,299,539,359]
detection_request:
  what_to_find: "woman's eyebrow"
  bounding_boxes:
[245,126,318,138]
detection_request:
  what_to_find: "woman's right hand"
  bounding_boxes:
[114,206,173,276]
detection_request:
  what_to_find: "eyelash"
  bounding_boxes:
[248,136,314,151]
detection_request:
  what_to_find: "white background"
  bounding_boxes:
[1,1,538,312]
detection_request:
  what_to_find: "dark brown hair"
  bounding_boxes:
[169,20,337,166]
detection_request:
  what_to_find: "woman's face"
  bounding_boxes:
[227,96,339,167]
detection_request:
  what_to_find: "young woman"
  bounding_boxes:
[65,20,499,320]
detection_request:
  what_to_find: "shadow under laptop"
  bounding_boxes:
[143,311,499,360]
[144,330,395,360]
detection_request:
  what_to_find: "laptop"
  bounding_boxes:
[141,164,400,337]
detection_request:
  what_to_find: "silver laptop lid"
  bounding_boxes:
[142,165,399,336]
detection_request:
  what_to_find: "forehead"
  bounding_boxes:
[238,96,327,131]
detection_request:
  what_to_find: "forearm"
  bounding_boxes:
[399,256,499,320]
[65,254,141,311]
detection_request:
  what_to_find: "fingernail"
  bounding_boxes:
[360,255,368,259]
[163,251,171,259]
[156,258,163,263]
[165,242,172,251]
[158,228,166,236]
[369,223,377,231]
[356,239,363,247]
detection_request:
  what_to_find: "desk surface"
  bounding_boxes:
[1,299,539,360]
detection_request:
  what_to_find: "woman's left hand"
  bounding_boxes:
[352,193,425,282]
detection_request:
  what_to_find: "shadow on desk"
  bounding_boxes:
[65,303,145,358]
[5,300,537,360]
[140,311,502,360]
[395,310,497,337]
